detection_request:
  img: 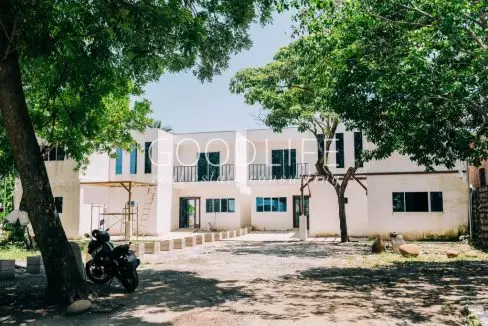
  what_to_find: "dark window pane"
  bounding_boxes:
[197,153,207,181]
[271,198,279,212]
[144,142,152,174]
[54,197,63,214]
[271,150,283,179]
[206,199,213,213]
[392,192,405,212]
[56,147,65,160]
[430,192,443,212]
[279,197,287,212]
[405,192,429,212]
[49,148,56,161]
[208,152,220,181]
[213,199,220,212]
[263,198,271,212]
[335,133,344,168]
[221,199,228,213]
[228,199,235,213]
[480,168,486,186]
[256,197,264,212]
[354,132,363,167]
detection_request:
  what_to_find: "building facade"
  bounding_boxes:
[15,126,469,239]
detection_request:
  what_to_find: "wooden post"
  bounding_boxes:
[125,182,133,241]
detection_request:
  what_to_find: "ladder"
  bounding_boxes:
[138,186,156,236]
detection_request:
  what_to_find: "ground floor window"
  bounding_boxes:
[256,197,287,212]
[54,197,63,214]
[206,198,235,213]
[392,192,443,212]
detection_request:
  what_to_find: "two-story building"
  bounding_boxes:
[15,126,469,239]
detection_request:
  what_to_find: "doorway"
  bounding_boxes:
[179,197,201,228]
[293,195,310,229]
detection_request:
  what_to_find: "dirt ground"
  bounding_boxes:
[1,236,488,325]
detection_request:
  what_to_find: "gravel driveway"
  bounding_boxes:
[1,235,487,325]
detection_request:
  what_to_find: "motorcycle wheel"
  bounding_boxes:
[85,260,111,284]
[119,269,139,292]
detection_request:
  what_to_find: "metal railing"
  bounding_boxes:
[173,164,235,182]
[248,163,308,180]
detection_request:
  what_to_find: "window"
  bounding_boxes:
[115,148,123,175]
[197,152,220,181]
[256,197,287,212]
[405,192,429,212]
[206,198,235,213]
[144,142,152,174]
[335,133,344,168]
[271,149,297,179]
[354,132,363,168]
[392,192,443,213]
[54,197,63,214]
[42,146,66,161]
[480,168,486,186]
[430,192,443,212]
[130,146,137,174]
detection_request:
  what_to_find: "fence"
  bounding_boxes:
[471,186,488,247]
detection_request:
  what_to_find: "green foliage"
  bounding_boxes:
[0,0,275,169]
[0,173,28,247]
[230,41,341,164]
[283,0,487,169]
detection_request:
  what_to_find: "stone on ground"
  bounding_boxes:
[446,250,459,258]
[371,236,386,254]
[66,299,92,314]
[399,244,420,257]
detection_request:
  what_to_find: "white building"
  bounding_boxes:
[16,126,469,240]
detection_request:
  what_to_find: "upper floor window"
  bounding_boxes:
[335,133,344,168]
[144,142,152,174]
[480,168,486,186]
[42,146,65,161]
[130,146,137,174]
[354,132,363,168]
[54,196,63,214]
[392,191,443,212]
[197,152,220,181]
[271,149,296,179]
[115,148,123,175]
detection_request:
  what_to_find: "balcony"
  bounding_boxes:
[173,164,235,182]
[248,163,308,180]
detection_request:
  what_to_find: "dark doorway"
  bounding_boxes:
[179,197,201,228]
[293,195,310,229]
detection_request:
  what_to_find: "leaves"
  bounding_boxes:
[0,0,275,171]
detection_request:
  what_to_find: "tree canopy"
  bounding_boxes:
[284,0,487,169]
[0,0,274,172]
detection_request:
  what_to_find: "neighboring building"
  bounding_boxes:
[15,126,469,239]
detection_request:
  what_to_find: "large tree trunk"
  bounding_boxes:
[337,191,348,242]
[0,2,87,304]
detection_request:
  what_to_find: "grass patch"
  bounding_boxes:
[0,245,40,260]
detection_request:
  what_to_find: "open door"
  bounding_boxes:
[179,197,201,228]
[293,195,309,229]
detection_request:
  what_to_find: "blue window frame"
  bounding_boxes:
[206,198,235,213]
[130,146,137,174]
[256,197,287,212]
[115,148,123,175]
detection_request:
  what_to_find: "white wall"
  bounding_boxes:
[308,180,368,236]
[367,173,468,237]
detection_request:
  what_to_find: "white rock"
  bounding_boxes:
[66,299,92,314]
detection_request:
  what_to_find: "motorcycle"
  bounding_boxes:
[84,229,140,292]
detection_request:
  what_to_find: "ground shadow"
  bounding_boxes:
[216,240,370,259]
[0,269,250,325]
[226,260,488,325]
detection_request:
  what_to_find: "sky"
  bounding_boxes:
[142,12,294,134]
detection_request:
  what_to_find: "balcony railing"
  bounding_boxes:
[173,164,235,182]
[248,163,308,180]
